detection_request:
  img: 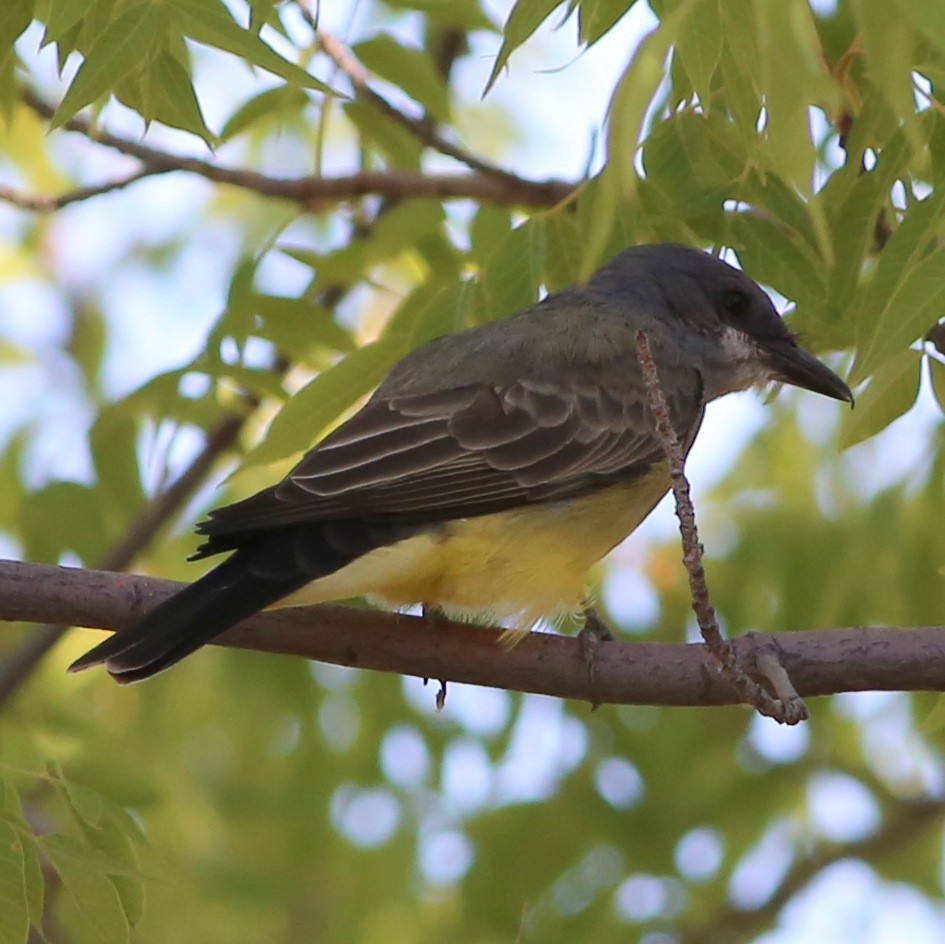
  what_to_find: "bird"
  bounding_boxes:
[70,243,852,682]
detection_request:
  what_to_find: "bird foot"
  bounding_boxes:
[420,604,449,709]
[421,603,448,631]
[577,607,615,705]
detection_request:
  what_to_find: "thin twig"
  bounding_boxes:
[0,168,163,212]
[19,89,572,209]
[633,329,809,724]
[315,29,519,182]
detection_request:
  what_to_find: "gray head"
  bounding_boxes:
[589,244,852,403]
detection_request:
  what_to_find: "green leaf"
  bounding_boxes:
[61,782,145,929]
[0,819,28,944]
[474,218,544,323]
[852,244,945,383]
[89,406,145,521]
[368,199,448,263]
[578,0,639,46]
[824,130,911,320]
[343,100,422,168]
[675,0,722,101]
[606,6,686,194]
[41,0,88,45]
[242,342,404,468]
[718,46,761,140]
[0,428,26,536]
[166,0,335,94]
[580,0,690,278]
[641,111,738,219]
[19,482,106,563]
[893,0,945,47]
[754,0,836,193]
[0,0,32,58]
[853,0,920,152]
[51,3,166,128]
[243,281,471,466]
[353,35,451,123]
[0,45,15,121]
[839,349,921,449]
[848,188,945,379]
[469,204,513,268]
[145,50,215,144]
[39,834,131,944]
[541,205,585,290]
[919,693,945,733]
[66,307,107,397]
[485,0,563,94]
[283,200,446,287]
[219,85,308,142]
[718,0,759,82]
[728,212,826,310]
[20,835,42,933]
[253,294,356,359]
[742,170,824,254]
[55,773,105,831]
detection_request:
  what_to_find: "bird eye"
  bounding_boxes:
[723,290,750,318]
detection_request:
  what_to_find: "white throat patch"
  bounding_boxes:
[717,325,774,395]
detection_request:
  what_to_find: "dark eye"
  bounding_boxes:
[723,290,750,318]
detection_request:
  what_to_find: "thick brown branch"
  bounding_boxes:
[2,560,945,704]
[19,89,573,209]
[0,409,249,704]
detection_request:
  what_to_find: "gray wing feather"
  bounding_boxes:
[197,375,703,540]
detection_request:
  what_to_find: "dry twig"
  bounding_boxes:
[17,90,572,211]
[633,329,808,724]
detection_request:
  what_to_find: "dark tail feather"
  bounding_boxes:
[68,548,313,683]
[68,520,421,683]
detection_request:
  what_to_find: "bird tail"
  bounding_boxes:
[69,518,421,683]
[68,545,315,683]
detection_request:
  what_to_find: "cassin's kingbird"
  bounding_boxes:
[71,243,852,682]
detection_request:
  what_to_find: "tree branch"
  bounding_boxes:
[0,168,163,212]
[2,560,945,705]
[18,89,573,210]
[680,797,944,944]
[0,409,251,704]
[315,28,518,182]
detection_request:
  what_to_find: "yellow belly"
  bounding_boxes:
[276,469,669,627]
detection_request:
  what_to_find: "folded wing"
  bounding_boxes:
[195,375,704,556]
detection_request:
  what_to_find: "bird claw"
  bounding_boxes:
[421,603,448,631]
[577,607,615,707]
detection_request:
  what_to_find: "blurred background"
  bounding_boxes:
[1,0,944,941]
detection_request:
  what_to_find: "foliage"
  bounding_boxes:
[0,0,944,941]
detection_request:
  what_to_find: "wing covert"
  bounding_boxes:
[197,375,704,541]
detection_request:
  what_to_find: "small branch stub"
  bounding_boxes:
[632,329,809,724]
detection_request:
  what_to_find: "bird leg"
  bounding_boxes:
[577,606,615,684]
[421,603,449,709]
[421,602,449,630]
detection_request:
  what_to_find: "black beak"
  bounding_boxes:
[759,337,853,404]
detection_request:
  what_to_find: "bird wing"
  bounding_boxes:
[195,375,704,550]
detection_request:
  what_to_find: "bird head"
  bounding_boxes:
[592,244,853,405]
